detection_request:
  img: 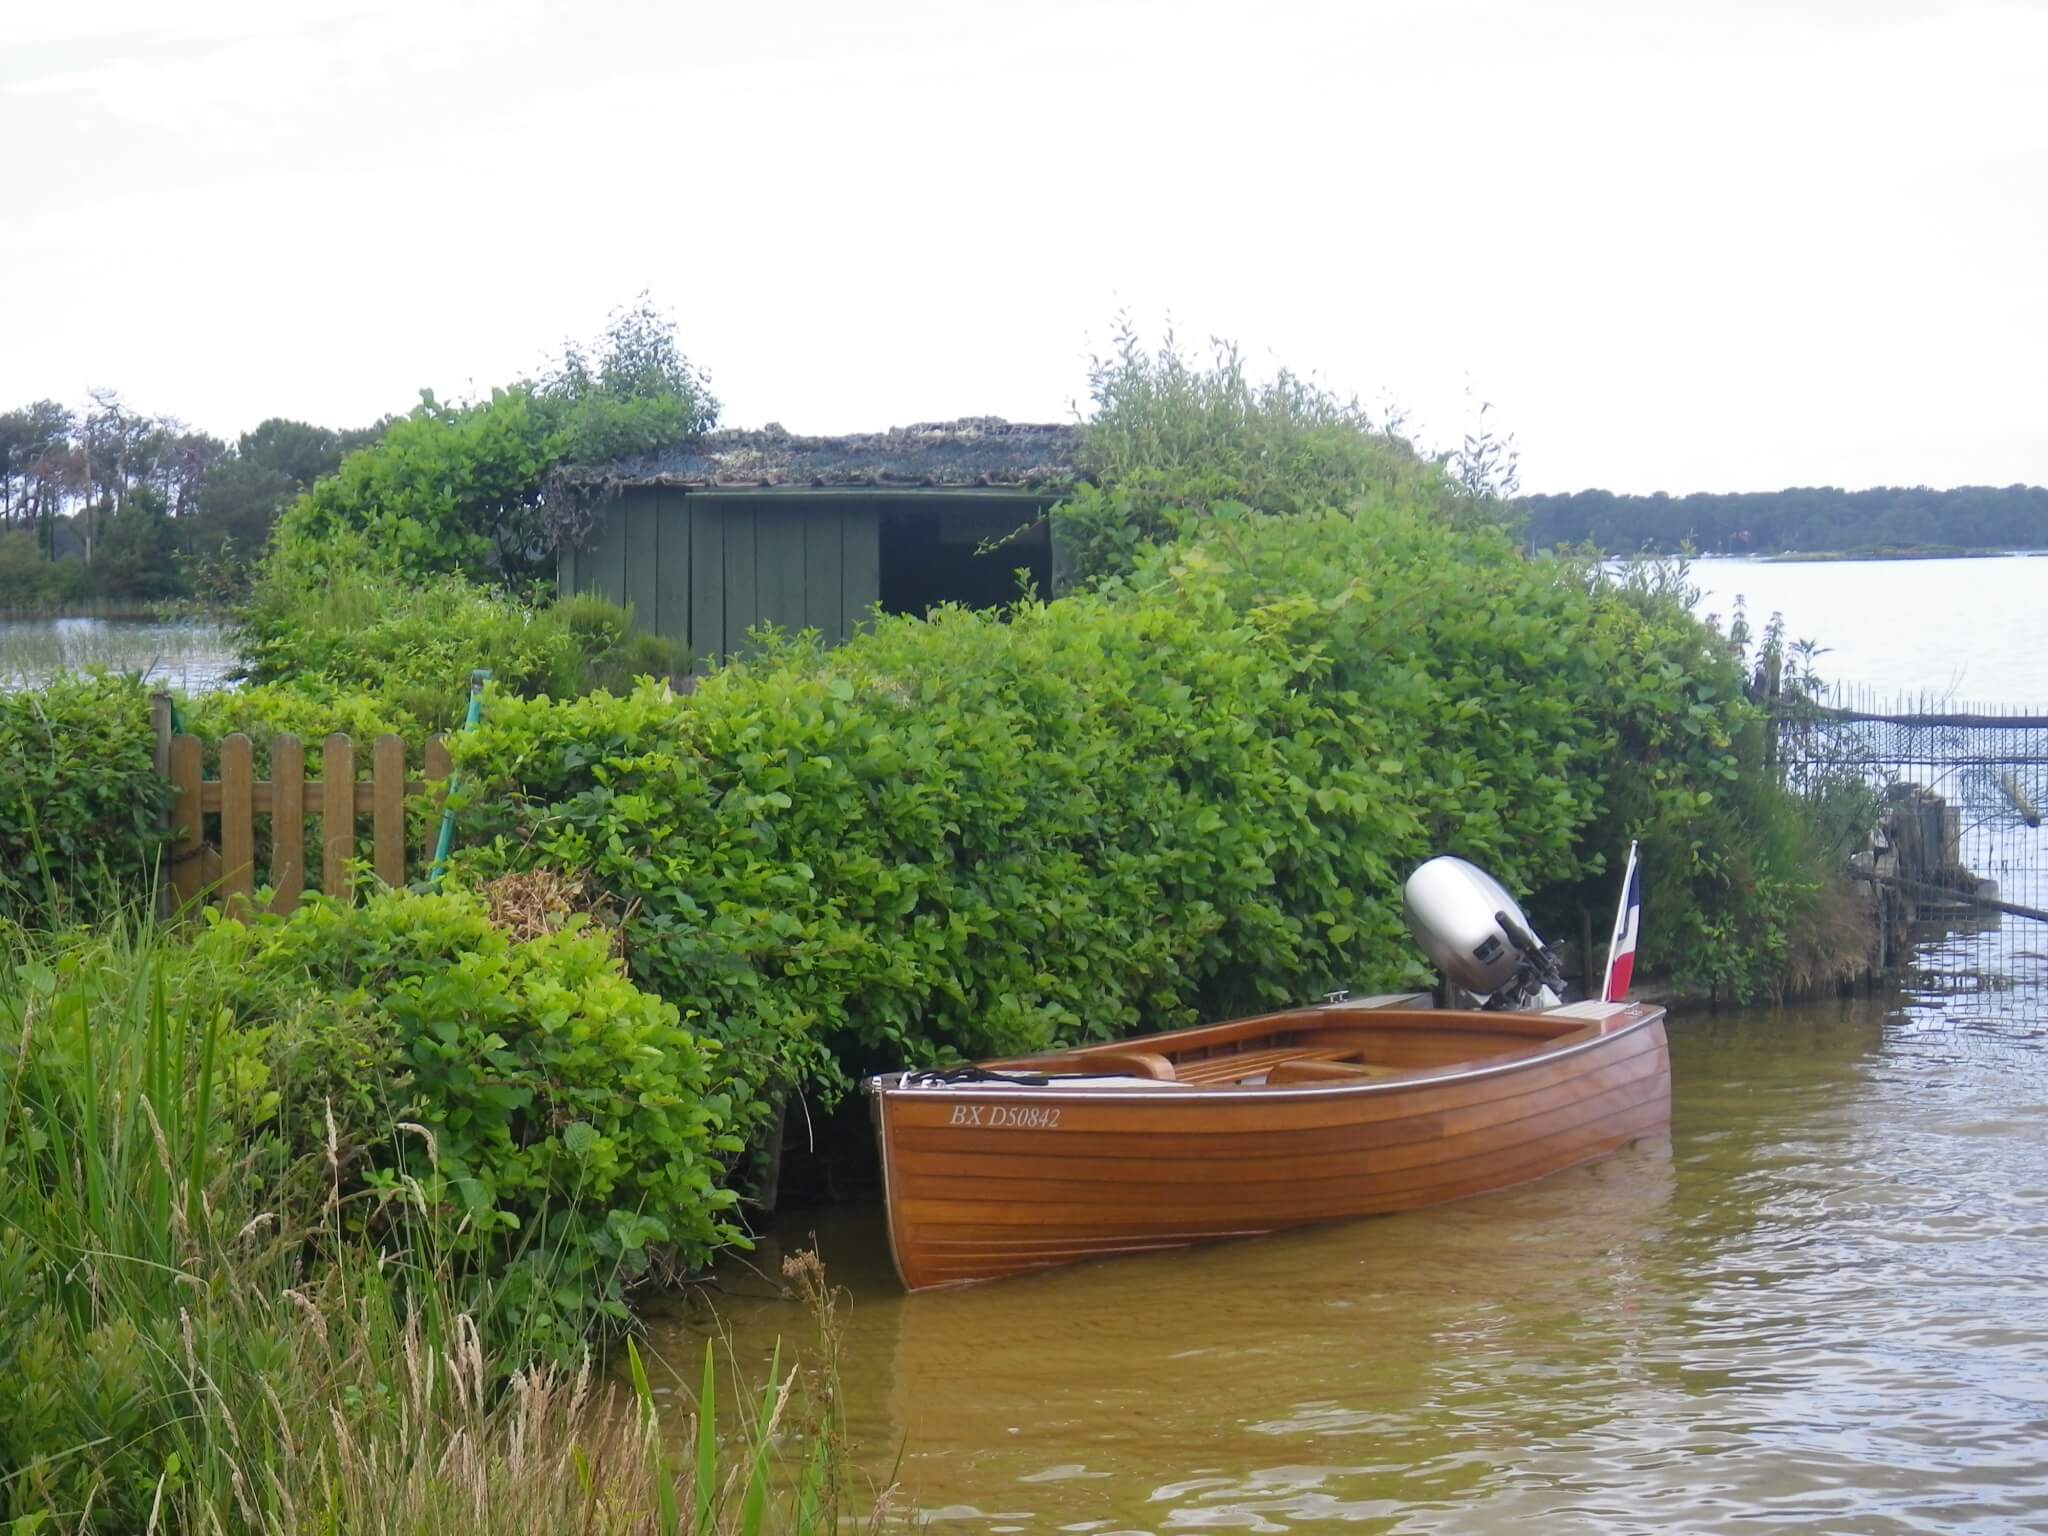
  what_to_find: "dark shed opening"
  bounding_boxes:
[877,499,1053,617]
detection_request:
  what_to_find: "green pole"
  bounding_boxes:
[429,669,490,887]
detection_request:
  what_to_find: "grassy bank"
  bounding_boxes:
[0,912,871,1534]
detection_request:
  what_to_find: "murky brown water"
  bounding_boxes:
[644,989,2048,1533]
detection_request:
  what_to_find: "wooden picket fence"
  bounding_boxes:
[154,697,452,915]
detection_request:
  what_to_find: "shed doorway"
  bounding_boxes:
[877,498,1054,617]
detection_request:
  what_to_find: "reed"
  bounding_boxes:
[0,617,235,692]
[0,915,883,1534]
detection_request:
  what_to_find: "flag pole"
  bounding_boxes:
[1600,840,1639,1002]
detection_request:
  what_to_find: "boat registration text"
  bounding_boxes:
[949,1104,1062,1129]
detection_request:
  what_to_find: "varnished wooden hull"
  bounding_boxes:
[869,1000,1670,1290]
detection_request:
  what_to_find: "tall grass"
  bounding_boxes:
[0,617,237,693]
[0,915,875,1534]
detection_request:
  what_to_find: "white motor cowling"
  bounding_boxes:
[1402,856,1563,1010]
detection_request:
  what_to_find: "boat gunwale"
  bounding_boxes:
[866,1003,1666,1106]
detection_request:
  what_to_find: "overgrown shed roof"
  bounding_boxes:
[557,417,1083,492]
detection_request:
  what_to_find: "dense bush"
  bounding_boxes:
[265,298,717,587]
[451,499,1865,1119]
[180,678,426,764]
[234,535,687,727]
[0,674,168,924]
[1124,509,1871,1002]
[1056,325,1447,586]
[0,531,90,610]
[0,915,848,1534]
[453,594,1423,1105]
[186,885,746,1353]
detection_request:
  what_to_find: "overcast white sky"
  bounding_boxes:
[4,0,2043,494]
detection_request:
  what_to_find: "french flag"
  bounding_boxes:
[1601,841,1643,1002]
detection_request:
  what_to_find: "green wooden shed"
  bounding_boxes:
[554,418,1081,666]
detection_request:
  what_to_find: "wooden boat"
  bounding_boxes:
[866,992,1670,1290]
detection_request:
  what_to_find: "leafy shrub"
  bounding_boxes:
[236,537,687,727]
[0,674,168,925]
[188,886,746,1353]
[264,298,716,586]
[0,531,89,611]
[451,497,1860,1125]
[180,680,425,762]
[0,917,855,1534]
[452,591,1446,1107]
[1130,508,1870,1002]
[1056,324,1442,586]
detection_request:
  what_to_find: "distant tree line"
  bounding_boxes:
[0,394,384,607]
[1520,484,2048,555]
[2,297,717,612]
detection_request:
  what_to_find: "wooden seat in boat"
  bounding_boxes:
[1031,1049,1178,1081]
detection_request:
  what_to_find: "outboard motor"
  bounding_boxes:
[1402,856,1566,1012]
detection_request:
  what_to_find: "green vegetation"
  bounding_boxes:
[266,297,717,588]
[1057,325,1437,584]
[0,295,714,608]
[1522,483,2048,555]
[0,674,169,926]
[0,392,383,609]
[1,311,1885,1529]
[190,883,748,1355]
[451,499,1868,1125]
[234,534,687,730]
[0,912,863,1534]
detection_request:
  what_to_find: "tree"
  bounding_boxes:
[265,297,719,585]
[91,487,183,600]
[0,401,76,551]
[1520,485,2048,555]
[1054,321,1438,586]
[188,417,382,573]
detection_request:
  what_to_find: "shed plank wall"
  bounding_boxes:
[598,509,628,600]
[654,486,691,642]
[755,505,805,638]
[566,486,1045,665]
[721,504,757,657]
[840,503,880,640]
[625,496,660,630]
[803,507,844,642]
[691,494,725,664]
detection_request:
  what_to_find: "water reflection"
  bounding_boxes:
[0,615,236,692]
[648,994,2048,1532]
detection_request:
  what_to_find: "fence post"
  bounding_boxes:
[219,733,255,918]
[373,734,406,888]
[150,693,174,918]
[273,734,306,913]
[168,734,205,911]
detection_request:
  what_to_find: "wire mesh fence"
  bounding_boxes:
[1777,686,2047,1036]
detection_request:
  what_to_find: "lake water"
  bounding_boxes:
[0,614,238,693]
[1687,553,2047,703]
[644,555,2048,1534]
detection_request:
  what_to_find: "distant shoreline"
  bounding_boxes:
[1750,547,2041,564]
[0,603,230,623]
